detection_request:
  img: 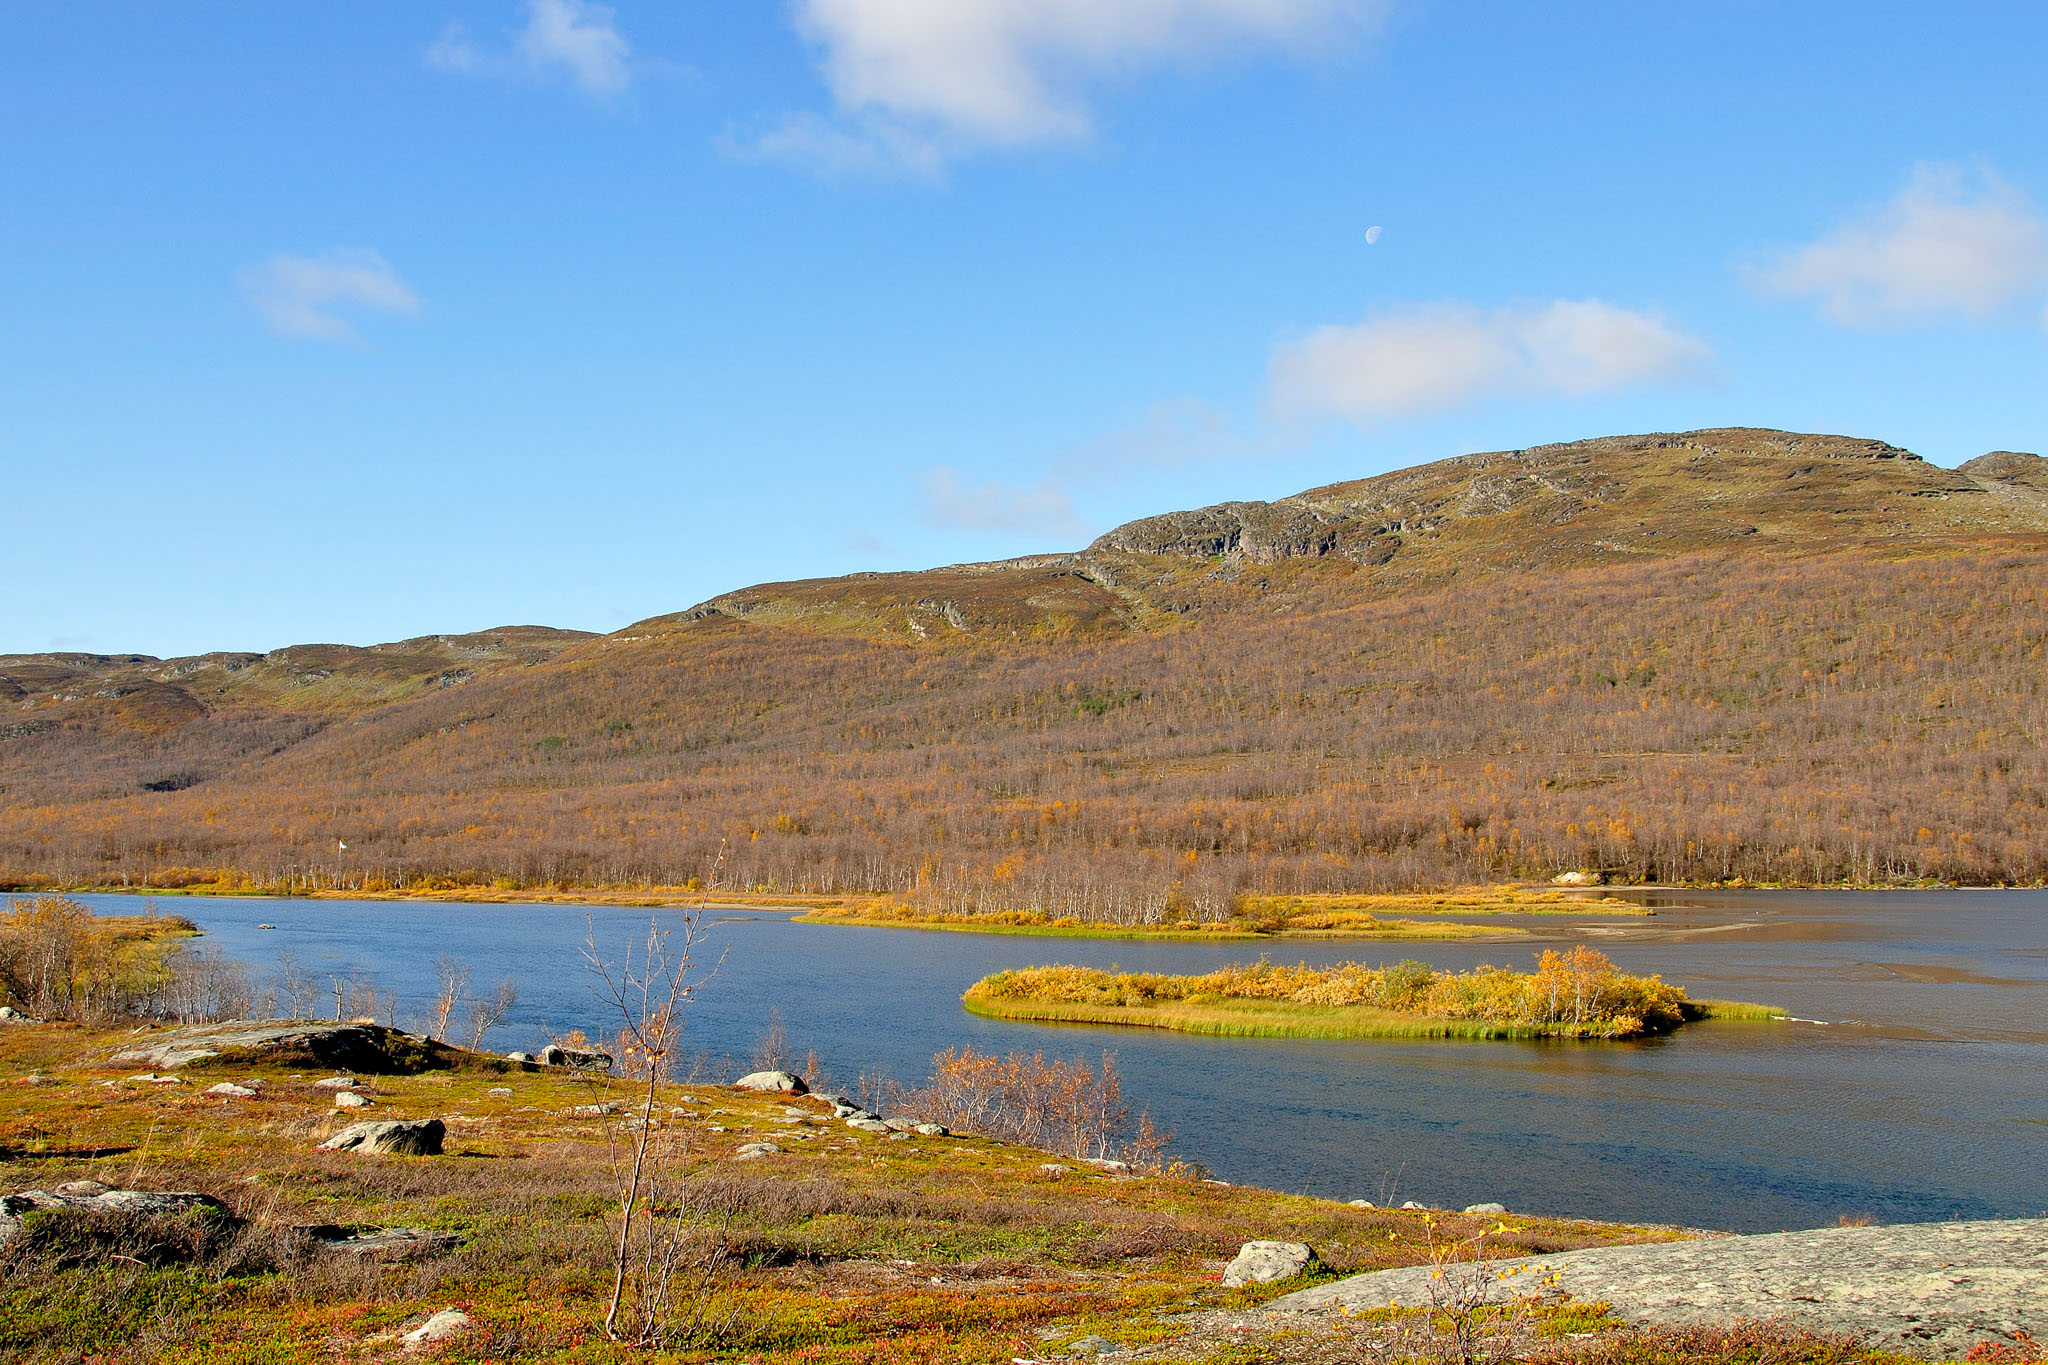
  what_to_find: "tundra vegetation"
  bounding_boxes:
[0,907,1986,1365]
[4,433,2048,925]
[963,947,1784,1041]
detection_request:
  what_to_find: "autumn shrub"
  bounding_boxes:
[894,1045,1179,1169]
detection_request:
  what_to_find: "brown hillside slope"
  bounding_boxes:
[3,431,2046,910]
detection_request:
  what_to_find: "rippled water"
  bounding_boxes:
[79,889,2048,1233]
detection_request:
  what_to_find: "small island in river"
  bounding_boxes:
[963,947,1784,1041]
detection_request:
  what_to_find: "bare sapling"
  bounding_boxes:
[1366,1216,1548,1365]
[430,953,470,1040]
[578,910,732,1346]
[464,979,517,1050]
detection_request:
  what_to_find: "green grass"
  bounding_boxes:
[1686,999,1791,1022]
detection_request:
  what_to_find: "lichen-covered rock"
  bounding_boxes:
[538,1043,613,1070]
[317,1119,445,1156]
[733,1070,807,1094]
[1223,1240,1319,1287]
[107,1022,445,1074]
[403,1309,472,1346]
[1,1187,233,1251]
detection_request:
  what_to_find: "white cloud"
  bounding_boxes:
[720,111,946,179]
[1270,299,1712,422]
[918,468,1089,541]
[1754,165,2048,327]
[428,0,631,97]
[238,249,421,343]
[744,0,1382,171]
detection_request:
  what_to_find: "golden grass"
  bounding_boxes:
[795,901,1521,941]
[963,954,1785,1043]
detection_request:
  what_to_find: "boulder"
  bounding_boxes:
[206,1082,259,1098]
[486,1087,513,1097]
[299,1224,462,1258]
[1347,1199,1376,1209]
[537,1043,612,1071]
[1,1187,233,1251]
[883,1116,920,1132]
[107,1022,446,1074]
[914,1123,948,1137]
[732,1070,807,1094]
[313,1077,357,1090]
[1552,870,1604,887]
[1223,1240,1319,1288]
[733,1142,781,1161]
[1083,1158,1132,1174]
[318,1119,445,1157]
[1463,1202,1508,1215]
[846,1118,890,1134]
[333,1091,371,1109]
[404,1309,472,1346]
[505,1051,533,1064]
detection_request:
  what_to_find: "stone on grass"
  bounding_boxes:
[914,1123,948,1137]
[846,1118,891,1134]
[1067,1335,1129,1356]
[1347,1199,1375,1208]
[108,1021,443,1074]
[207,1082,259,1098]
[403,1309,472,1346]
[486,1087,512,1097]
[314,1077,357,1090]
[538,1043,612,1071]
[1083,1158,1132,1174]
[1,1188,232,1251]
[505,1051,533,1064]
[318,1119,445,1157]
[1400,1200,1425,1210]
[1463,1202,1507,1215]
[733,1143,781,1161]
[333,1091,371,1109]
[300,1224,462,1258]
[733,1070,807,1094]
[1223,1240,1319,1288]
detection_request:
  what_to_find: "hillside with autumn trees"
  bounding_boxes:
[5,428,2048,920]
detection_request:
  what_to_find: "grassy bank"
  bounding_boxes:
[795,902,1523,941]
[0,1018,1692,1365]
[963,952,1786,1043]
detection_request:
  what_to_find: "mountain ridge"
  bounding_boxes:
[5,425,2047,903]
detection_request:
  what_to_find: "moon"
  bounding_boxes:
[1365,225,1383,245]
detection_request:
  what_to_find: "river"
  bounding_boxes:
[77,888,2048,1234]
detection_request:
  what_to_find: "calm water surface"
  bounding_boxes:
[81,889,2048,1234]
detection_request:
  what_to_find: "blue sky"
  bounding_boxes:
[6,1,2045,657]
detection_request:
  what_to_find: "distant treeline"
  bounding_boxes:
[3,548,2045,921]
